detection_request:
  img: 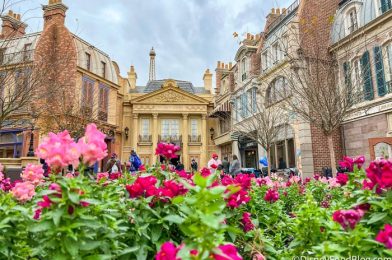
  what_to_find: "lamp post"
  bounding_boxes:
[124,127,129,139]
[27,125,35,157]
[209,127,215,140]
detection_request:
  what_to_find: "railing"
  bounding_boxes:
[158,135,182,146]
[0,50,34,65]
[98,111,108,122]
[139,135,152,143]
[188,135,201,143]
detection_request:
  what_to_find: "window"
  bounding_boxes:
[0,130,23,158]
[360,51,374,100]
[347,8,358,33]
[269,126,296,169]
[85,52,91,70]
[235,97,241,122]
[267,77,290,105]
[82,77,95,116]
[98,83,109,121]
[384,44,392,83]
[262,52,268,72]
[0,48,6,64]
[380,0,392,14]
[23,43,32,61]
[241,93,248,118]
[251,87,257,113]
[374,46,387,96]
[15,69,31,92]
[101,61,106,78]
[161,119,180,138]
[241,57,247,81]
[272,43,281,63]
[141,118,151,142]
[190,119,198,137]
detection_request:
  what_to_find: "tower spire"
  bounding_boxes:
[149,47,156,82]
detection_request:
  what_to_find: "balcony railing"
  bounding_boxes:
[158,135,182,146]
[98,111,108,122]
[0,50,34,65]
[188,135,201,143]
[139,135,152,143]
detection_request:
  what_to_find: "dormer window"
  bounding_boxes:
[85,52,91,70]
[347,8,358,34]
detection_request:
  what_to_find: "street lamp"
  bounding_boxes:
[124,127,129,139]
[27,125,35,157]
[209,127,215,140]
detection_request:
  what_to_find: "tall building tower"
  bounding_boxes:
[148,47,156,82]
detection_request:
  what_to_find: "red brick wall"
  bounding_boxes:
[298,0,343,171]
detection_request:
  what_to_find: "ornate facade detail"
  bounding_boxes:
[148,90,193,103]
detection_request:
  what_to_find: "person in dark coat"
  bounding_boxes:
[222,157,230,174]
[176,161,184,171]
[190,158,198,172]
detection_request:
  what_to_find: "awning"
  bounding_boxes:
[209,100,231,118]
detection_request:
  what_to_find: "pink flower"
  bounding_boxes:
[0,178,12,192]
[213,244,242,260]
[227,188,250,208]
[376,224,392,249]
[126,176,158,198]
[242,212,254,232]
[21,164,45,186]
[256,177,273,187]
[336,173,349,186]
[97,172,109,182]
[328,178,340,188]
[155,142,181,160]
[200,167,211,177]
[11,182,35,203]
[211,164,218,169]
[33,208,42,220]
[80,201,90,207]
[339,156,365,172]
[190,249,198,256]
[158,180,188,198]
[0,172,3,182]
[332,209,363,230]
[36,130,81,169]
[234,174,253,190]
[155,242,181,260]
[264,189,279,203]
[366,159,392,190]
[78,124,108,166]
[37,195,52,208]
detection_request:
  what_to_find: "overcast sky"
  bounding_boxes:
[16,0,292,86]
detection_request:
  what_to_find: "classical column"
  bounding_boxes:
[152,113,159,165]
[201,114,207,168]
[182,113,189,170]
[285,139,289,168]
[132,114,139,151]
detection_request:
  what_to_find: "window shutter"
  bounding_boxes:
[381,0,392,13]
[374,46,387,96]
[360,51,374,100]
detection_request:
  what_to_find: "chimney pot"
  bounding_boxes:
[276,8,281,15]
[225,64,228,69]
[271,8,275,14]
[229,62,232,69]
[217,61,221,68]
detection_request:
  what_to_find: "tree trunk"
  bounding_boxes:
[267,148,271,177]
[327,134,337,176]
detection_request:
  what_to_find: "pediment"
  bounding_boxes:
[132,83,210,105]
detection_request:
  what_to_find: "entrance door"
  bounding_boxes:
[244,149,257,169]
[369,137,392,160]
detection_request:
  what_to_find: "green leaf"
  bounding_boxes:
[193,173,207,188]
[172,196,184,204]
[68,192,80,204]
[30,220,53,233]
[209,186,226,195]
[163,215,184,224]
[117,246,140,256]
[80,241,102,251]
[84,255,112,260]
[64,238,79,256]
[52,208,63,226]
[367,212,387,224]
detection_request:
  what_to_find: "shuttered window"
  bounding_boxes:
[360,51,374,100]
[380,0,392,14]
[374,46,387,96]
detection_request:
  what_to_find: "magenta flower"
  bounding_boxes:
[242,212,255,232]
[78,124,108,166]
[200,167,211,177]
[155,142,181,160]
[227,188,251,208]
[155,241,181,260]
[336,173,349,186]
[157,180,188,198]
[213,244,243,260]
[264,189,279,203]
[376,224,392,249]
[126,176,158,198]
[339,156,365,172]
[21,164,45,186]
[332,209,363,230]
[11,182,35,203]
[366,159,392,190]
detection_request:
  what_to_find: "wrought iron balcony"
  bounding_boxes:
[0,50,34,65]
[188,135,201,143]
[158,135,182,146]
[139,134,152,143]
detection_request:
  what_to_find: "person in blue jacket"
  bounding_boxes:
[129,148,142,173]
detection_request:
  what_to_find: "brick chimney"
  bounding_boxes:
[203,69,213,93]
[43,0,68,28]
[1,10,27,39]
[128,65,137,90]
[264,8,280,33]
[215,61,231,94]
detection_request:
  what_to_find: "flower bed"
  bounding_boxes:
[0,125,392,259]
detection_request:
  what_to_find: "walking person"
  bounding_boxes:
[106,153,122,174]
[229,155,241,176]
[129,148,142,173]
[176,161,184,171]
[190,158,198,173]
[222,157,230,174]
[208,153,222,174]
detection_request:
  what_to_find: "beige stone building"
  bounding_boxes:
[120,49,217,170]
